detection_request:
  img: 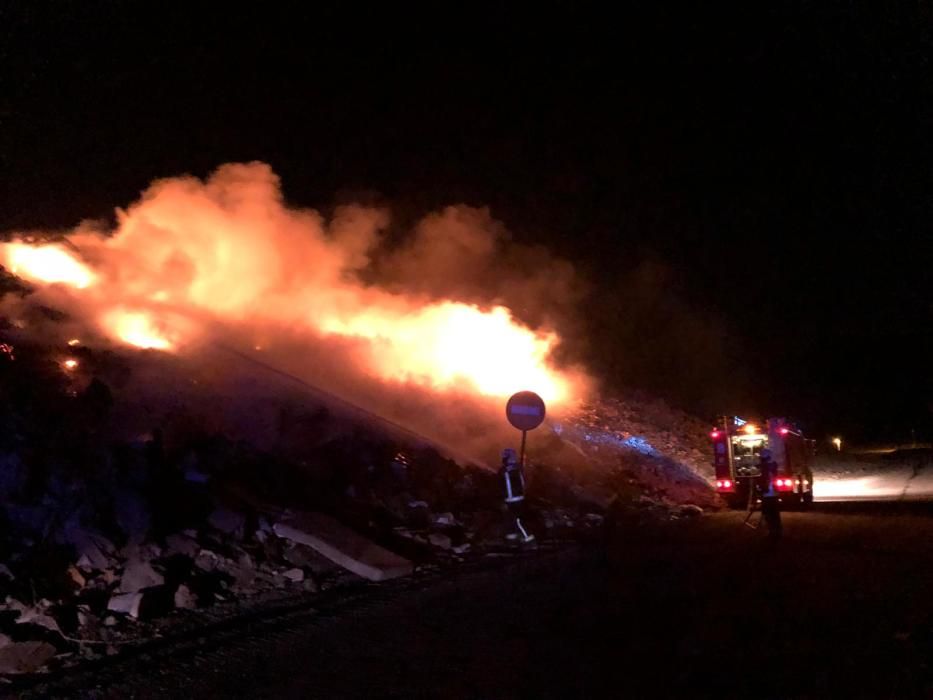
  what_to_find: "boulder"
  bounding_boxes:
[194,549,223,572]
[118,548,164,593]
[174,584,196,610]
[273,511,413,582]
[13,604,61,635]
[428,533,452,550]
[165,533,200,558]
[282,568,304,583]
[67,566,86,589]
[66,529,116,572]
[434,512,459,527]
[107,592,143,619]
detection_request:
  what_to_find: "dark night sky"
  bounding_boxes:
[1,3,931,443]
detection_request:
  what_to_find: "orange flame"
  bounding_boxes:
[2,243,95,288]
[103,310,174,350]
[0,164,585,406]
[321,303,569,402]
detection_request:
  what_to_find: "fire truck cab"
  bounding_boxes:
[710,416,815,509]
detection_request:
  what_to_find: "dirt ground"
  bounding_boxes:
[21,503,933,699]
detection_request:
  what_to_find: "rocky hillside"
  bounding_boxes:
[0,334,718,675]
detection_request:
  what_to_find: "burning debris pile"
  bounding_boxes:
[0,162,587,411]
[0,161,597,471]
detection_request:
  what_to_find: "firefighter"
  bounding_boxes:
[757,448,782,540]
[499,448,534,543]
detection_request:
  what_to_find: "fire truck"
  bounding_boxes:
[710,416,815,509]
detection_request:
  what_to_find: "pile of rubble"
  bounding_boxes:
[547,395,720,510]
[0,428,614,676]
[0,339,714,676]
[562,395,712,475]
[0,481,356,674]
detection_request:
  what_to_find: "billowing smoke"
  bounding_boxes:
[0,163,590,463]
[376,206,582,328]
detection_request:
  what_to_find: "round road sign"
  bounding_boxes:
[506,391,546,432]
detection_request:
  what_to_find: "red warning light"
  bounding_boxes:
[710,430,721,439]
[778,427,790,436]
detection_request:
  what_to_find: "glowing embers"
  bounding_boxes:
[1,242,96,289]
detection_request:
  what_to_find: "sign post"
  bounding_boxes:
[503,391,546,544]
[505,390,547,468]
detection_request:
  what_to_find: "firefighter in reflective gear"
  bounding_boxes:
[499,448,534,543]
[757,448,783,539]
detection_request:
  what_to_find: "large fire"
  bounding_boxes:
[0,163,583,406]
[321,303,568,401]
[103,310,174,351]
[4,242,96,289]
